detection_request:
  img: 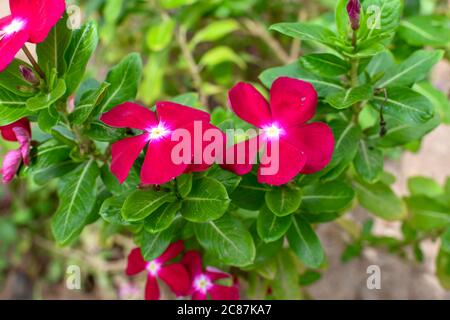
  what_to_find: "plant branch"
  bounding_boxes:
[242,19,291,64]
[22,45,46,80]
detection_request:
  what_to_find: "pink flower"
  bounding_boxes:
[346,0,361,31]
[0,0,66,71]
[100,101,223,185]
[182,251,239,300]
[221,77,335,186]
[125,241,191,300]
[0,118,31,184]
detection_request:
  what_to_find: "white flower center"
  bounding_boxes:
[263,124,283,139]
[0,19,26,40]
[147,123,170,140]
[194,274,213,294]
[146,260,161,276]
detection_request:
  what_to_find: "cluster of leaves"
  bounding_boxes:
[1,0,449,299]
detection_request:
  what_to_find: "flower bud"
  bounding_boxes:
[19,65,39,85]
[346,0,361,31]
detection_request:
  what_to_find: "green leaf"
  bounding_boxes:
[137,219,182,261]
[199,46,246,69]
[84,120,126,142]
[359,0,402,40]
[0,59,35,97]
[335,0,351,37]
[99,193,133,226]
[30,140,77,185]
[301,181,355,213]
[441,228,450,254]
[181,177,230,222]
[37,15,72,76]
[376,50,443,88]
[70,82,110,125]
[437,249,450,290]
[146,18,176,52]
[100,164,139,195]
[194,214,256,267]
[37,107,59,132]
[366,51,395,79]
[257,205,292,243]
[26,79,66,111]
[231,173,267,211]
[170,92,200,108]
[271,250,301,299]
[353,140,384,184]
[144,201,181,233]
[176,173,193,198]
[326,84,373,110]
[260,63,344,97]
[372,87,434,125]
[51,160,99,245]
[398,16,450,46]
[407,196,450,231]
[354,180,407,220]
[287,215,324,268]
[64,22,99,95]
[0,87,32,126]
[190,19,239,48]
[408,176,444,198]
[99,53,142,112]
[121,189,177,222]
[270,22,337,49]
[265,186,303,217]
[207,166,242,195]
[299,53,349,77]
[414,82,450,124]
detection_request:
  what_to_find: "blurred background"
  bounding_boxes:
[0,0,449,299]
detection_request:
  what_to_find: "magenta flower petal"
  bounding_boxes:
[10,0,66,43]
[158,263,191,297]
[13,126,31,166]
[209,284,239,300]
[125,248,147,276]
[140,138,189,185]
[157,240,185,264]
[0,118,31,142]
[228,82,272,128]
[181,251,203,278]
[270,77,317,128]
[145,275,160,300]
[0,16,29,72]
[284,123,335,174]
[156,101,211,129]
[205,267,231,282]
[192,291,207,300]
[258,139,306,186]
[111,134,148,184]
[1,149,22,184]
[220,135,261,176]
[100,102,158,131]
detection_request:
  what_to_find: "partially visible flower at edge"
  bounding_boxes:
[220,77,335,186]
[0,118,31,184]
[346,0,361,31]
[125,241,191,300]
[182,250,239,300]
[0,0,66,71]
[100,101,224,185]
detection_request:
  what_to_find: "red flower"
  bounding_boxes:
[346,0,361,31]
[125,241,191,300]
[221,77,335,186]
[100,101,223,185]
[0,118,31,184]
[182,251,239,300]
[0,0,66,71]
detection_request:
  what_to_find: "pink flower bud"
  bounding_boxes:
[19,65,39,85]
[347,0,361,31]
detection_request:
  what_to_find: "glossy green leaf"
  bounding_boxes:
[407,196,450,231]
[326,84,373,110]
[181,177,230,222]
[0,87,32,126]
[0,59,35,97]
[353,140,384,184]
[301,181,355,213]
[26,79,66,111]
[398,16,450,46]
[194,214,256,267]
[231,173,267,211]
[257,205,292,243]
[300,53,349,77]
[144,201,181,234]
[408,176,444,198]
[122,189,177,222]
[271,250,301,299]
[69,82,110,125]
[265,186,302,217]
[51,160,99,245]
[176,173,193,198]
